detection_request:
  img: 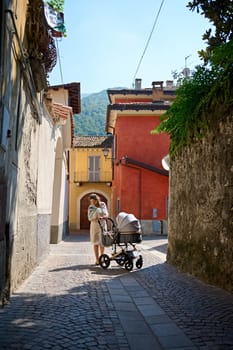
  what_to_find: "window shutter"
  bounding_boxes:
[88,156,100,181]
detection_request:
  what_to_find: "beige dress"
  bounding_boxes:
[88,202,108,244]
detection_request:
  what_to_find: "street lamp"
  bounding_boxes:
[102,146,114,160]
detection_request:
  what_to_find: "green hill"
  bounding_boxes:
[74,90,109,136]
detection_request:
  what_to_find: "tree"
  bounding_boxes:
[151,1,233,156]
[187,0,233,63]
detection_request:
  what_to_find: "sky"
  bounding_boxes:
[48,0,212,94]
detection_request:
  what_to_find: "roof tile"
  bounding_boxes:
[73,135,113,148]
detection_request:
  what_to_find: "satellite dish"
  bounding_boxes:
[162,154,170,171]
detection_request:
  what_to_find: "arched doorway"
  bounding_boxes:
[80,193,108,230]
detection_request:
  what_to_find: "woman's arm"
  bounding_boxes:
[88,205,99,221]
[100,202,109,218]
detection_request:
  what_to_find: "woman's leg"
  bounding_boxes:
[100,245,104,255]
[94,244,99,264]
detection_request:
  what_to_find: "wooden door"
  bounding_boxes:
[80,193,108,230]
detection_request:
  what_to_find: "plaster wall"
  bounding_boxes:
[69,148,112,230]
[37,114,57,214]
[50,141,69,243]
[0,0,72,299]
[115,115,170,167]
[37,112,59,258]
[49,88,69,106]
[69,183,111,230]
[113,115,169,220]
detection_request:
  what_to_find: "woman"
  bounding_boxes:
[88,193,108,265]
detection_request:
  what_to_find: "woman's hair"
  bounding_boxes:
[89,193,101,207]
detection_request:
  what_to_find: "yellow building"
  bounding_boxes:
[69,136,113,231]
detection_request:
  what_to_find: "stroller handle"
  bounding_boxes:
[98,217,116,226]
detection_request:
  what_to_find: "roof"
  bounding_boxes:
[47,82,81,114]
[107,88,175,95]
[108,103,170,112]
[73,135,114,148]
[106,86,176,133]
[107,88,153,96]
[52,103,75,147]
[52,103,72,120]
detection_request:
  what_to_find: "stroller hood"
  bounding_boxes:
[116,212,141,233]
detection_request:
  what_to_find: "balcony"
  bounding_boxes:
[73,171,112,184]
[25,0,66,92]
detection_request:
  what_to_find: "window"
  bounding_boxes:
[88,156,100,181]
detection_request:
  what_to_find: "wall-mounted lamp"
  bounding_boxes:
[102,147,114,160]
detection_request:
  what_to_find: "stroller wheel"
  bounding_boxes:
[116,253,126,266]
[136,255,143,269]
[99,254,110,269]
[125,259,133,271]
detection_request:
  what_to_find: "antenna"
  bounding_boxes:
[182,67,191,78]
[183,55,191,77]
[185,55,191,68]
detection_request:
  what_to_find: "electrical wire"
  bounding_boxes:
[132,0,165,86]
[54,37,67,105]
[55,38,64,85]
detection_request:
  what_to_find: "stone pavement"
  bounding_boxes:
[0,233,233,350]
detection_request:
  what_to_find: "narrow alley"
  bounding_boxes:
[0,234,233,350]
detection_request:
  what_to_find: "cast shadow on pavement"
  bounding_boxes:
[49,263,129,276]
[147,243,168,254]
[2,261,233,350]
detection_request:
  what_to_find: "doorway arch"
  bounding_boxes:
[80,192,108,230]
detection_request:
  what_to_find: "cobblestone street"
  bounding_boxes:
[0,233,233,350]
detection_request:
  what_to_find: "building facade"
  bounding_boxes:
[0,0,80,303]
[106,80,175,234]
[69,136,113,232]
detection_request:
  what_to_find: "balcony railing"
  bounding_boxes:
[73,171,112,183]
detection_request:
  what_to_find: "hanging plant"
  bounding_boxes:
[44,0,67,37]
[45,0,64,12]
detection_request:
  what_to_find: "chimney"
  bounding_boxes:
[152,81,164,102]
[134,78,142,89]
[166,80,174,87]
[152,81,163,89]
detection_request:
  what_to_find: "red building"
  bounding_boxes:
[105,80,175,234]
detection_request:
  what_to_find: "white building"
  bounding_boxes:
[0,0,80,303]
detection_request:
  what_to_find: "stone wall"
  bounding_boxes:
[10,100,39,292]
[10,214,38,292]
[167,115,233,293]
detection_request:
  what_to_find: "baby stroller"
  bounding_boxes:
[98,212,143,271]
